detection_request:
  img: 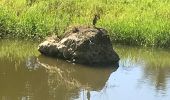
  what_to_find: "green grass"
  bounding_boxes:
[0,0,170,47]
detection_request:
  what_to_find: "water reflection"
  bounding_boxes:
[78,46,170,100]
[26,56,40,71]
[0,58,48,100]
[1,40,170,100]
[0,55,118,100]
[37,55,118,100]
[77,60,170,100]
[143,62,170,93]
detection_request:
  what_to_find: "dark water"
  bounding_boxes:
[0,40,170,100]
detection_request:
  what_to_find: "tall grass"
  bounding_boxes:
[0,0,170,47]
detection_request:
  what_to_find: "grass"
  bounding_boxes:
[0,0,170,47]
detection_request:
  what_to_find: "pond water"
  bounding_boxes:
[0,40,170,100]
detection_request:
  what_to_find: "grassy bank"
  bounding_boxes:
[0,0,170,47]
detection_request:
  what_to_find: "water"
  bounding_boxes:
[0,40,170,100]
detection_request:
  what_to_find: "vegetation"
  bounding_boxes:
[0,0,170,47]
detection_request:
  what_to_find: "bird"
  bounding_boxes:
[92,14,100,26]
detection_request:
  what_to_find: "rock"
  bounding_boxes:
[38,26,119,65]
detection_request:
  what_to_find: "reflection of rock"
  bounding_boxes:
[0,56,118,100]
[37,55,119,90]
[0,58,48,100]
[26,56,41,70]
[38,26,119,65]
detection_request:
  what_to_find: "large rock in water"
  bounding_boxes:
[38,26,119,65]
